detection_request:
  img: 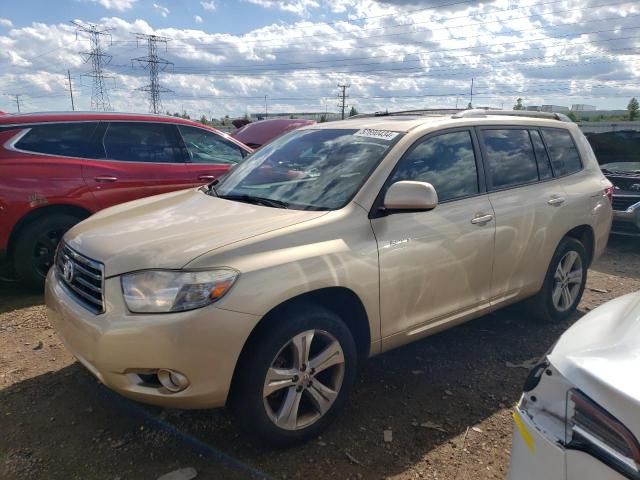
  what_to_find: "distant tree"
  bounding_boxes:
[467,102,473,109]
[199,115,208,125]
[628,97,639,120]
[243,113,249,120]
[349,106,358,117]
[513,98,525,110]
[289,114,297,119]
[165,110,171,116]
[319,114,327,123]
[181,111,190,119]
[173,112,180,117]
[567,112,578,122]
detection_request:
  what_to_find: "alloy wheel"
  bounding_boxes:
[552,250,583,312]
[263,329,345,431]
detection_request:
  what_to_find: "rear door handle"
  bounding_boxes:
[547,196,565,207]
[94,176,118,183]
[198,175,216,181]
[470,214,494,225]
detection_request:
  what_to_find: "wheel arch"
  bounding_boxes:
[7,203,92,258]
[564,224,595,267]
[228,286,371,404]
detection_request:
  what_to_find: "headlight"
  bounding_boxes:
[121,269,238,313]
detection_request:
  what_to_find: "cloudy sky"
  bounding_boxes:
[1,0,639,117]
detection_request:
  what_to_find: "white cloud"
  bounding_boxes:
[195,15,203,24]
[0,18,13,28]
[244,0,320,16]
[153,3,170,17]
[200,1,216,11]
[1,1,639,116]
[87,0,137,11]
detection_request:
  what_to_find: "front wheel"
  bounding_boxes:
[230,306,357,446]
[530,237,588,323]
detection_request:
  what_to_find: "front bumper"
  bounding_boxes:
[611,200,640,236]
[45,269,260,409]
[507,407,566,480]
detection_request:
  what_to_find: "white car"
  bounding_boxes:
[508,292,640,479]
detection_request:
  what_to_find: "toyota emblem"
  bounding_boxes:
[62,257,75,283]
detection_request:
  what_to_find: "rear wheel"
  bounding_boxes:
[13,213,81,290]
[530,237,588,323]
[230,306,357,446]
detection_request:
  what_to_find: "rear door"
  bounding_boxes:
[82,121,191,209]
[477,127,568,302]
[177,124,247,185]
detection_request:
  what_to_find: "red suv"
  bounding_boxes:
[0,112,252,288]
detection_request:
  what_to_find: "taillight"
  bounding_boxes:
[604,186,614,202]
[566,389,640,478]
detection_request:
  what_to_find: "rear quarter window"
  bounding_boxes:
[14,123,100,158]
[541,128,583,176]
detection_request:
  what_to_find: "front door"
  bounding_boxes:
[370,129,496,341]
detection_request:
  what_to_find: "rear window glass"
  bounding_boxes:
[103,122,185,163]
[541,128,582,176]
[481,129,539,189]
[15,123,100,158]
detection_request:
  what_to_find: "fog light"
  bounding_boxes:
[157,369,190,393]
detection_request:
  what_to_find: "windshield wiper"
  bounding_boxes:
[200,179,219,197]
[219,194,289,209]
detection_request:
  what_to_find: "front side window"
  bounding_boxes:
[541,128,582,176]
[103,122,185,163]
[481,129,539,189]
[390,130,479,202]
[178,125,245,165]
[14,122,100,158]
[215,128,401,210]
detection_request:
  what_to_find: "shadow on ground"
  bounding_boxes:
[1,305,578,479]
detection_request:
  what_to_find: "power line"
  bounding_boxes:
[132,33,173,114]
[338,84,350,120]
[72,21,114,111]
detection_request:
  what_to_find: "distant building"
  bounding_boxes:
[571,104,596,111]
[251,112,340,121]
[526,106,541,111]
[541,105,570,113]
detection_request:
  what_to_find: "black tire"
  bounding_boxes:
[230,305,357,447]
[529,237,588,323]
[13,213,81,290]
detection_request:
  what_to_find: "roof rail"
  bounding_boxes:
[452,109,571,122]
[347,108,465,119]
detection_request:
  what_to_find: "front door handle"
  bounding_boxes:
[547,196,565,207]
[198,175,216,181]
[470,213,494,225]
[94,176,118,183]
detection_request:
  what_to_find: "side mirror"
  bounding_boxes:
[383,180,438,211]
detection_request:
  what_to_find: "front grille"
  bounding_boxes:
[612,195,640,212]
[55,243,105,314]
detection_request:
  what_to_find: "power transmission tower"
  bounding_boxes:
[132,33,173,114]
[337,84,350,120]
[72,21,114,111]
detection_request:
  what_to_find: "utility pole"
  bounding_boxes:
[337,84,350,120]
[132,33,173,114]
[264,95,268,118]
[469,78,474,109]
[14,94,21,113]
[72,21,114,111]
[67,70,75,111]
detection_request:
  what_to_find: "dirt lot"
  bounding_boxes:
[1,237,639,480]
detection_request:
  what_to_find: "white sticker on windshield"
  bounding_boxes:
[354,128,400,141]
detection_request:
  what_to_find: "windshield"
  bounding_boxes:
[215,128,401,210]
[600,162,640,174]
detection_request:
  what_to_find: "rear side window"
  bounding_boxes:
[178,125,245,164]
[541,128,582,176]
[481,129,538,189]
[14,123,100,158]
[103,122,185,163]
[530,130,553,180]
[390,130,479,202]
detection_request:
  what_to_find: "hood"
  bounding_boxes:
[549,292,640,436]
[65,188,327,277]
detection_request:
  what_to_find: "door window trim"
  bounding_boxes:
[369,127,487,219]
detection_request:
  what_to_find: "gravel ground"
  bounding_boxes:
[1,237,639,480]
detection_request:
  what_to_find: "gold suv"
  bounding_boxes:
[46,110,613,445]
